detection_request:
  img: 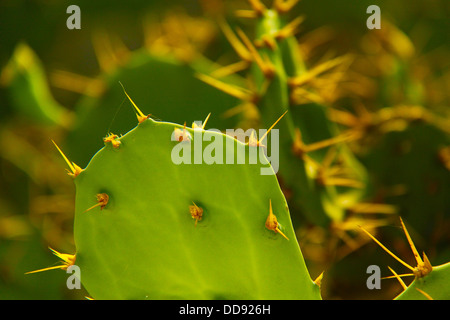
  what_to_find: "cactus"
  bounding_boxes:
[196,1,374,265]
[61,112,321,299]
[360,217,450,300]
[1,0,448,300]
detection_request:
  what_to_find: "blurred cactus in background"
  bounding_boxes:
[0,0,448,299]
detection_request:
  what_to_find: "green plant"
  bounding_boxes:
[49,114,322,299]
[2,0,448,300]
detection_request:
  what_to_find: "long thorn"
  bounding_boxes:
[236,28,275,78]
[119,81,147,123]
[51,140,75,174]
[218,20,252,62]
[399,217,424,266]
[258,110,288,144]
[196,73,253,101]
[387,266,408,290]
[202,113,211,129]
[416,288,433,300]
[358,225,416,272]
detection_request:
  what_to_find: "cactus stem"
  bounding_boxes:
[84,193,109,213]
[25,247,76,274]
[51,139,83,178]
[103,133,121,149]
[119,82,150,124]
[266,200,289,240]
[189,202,203,226]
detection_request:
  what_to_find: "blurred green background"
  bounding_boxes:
[0,0,448,299]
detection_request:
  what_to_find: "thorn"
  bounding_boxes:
[358,225,416,272]
[303,131,357,153]
[292,129,357,158]
[387,266,407,290]
[399,217,432,278]
[290,87,325,105]
[196,73,254,102]
[218,20,252,62]
[84,193,109,213]
[50,70,105,97]
[275,16,305,39]
[399,217,423,266]
[174,122,191,142]
[221,102,256,119]
[234,9,259,19]
[422,252,433,273]
[236,28,275,78]
[248,110,288,147]
[349,203,398,215]
[51,140,82,178]
[320,178,365,189]
[192,113,211,130]
[288,55,349,88]
[314,271,324,287]
[254,34,277,50]
[210,60,250,78]
[119,82,150,124]
[103,133,121,149]
[259,110,288,146]
[25,247,76,274]
[265,200,289,240]
[202,113,211,129]
[273,0,301,14]
[189,202,203,226]
[416,288,433,300]
[247,0,266,15]
[248,129,259,147]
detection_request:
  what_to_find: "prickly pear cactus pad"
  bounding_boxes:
[73,118,321,299]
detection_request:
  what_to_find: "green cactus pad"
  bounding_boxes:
[395,262,450,300]
[73,119,321,299]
